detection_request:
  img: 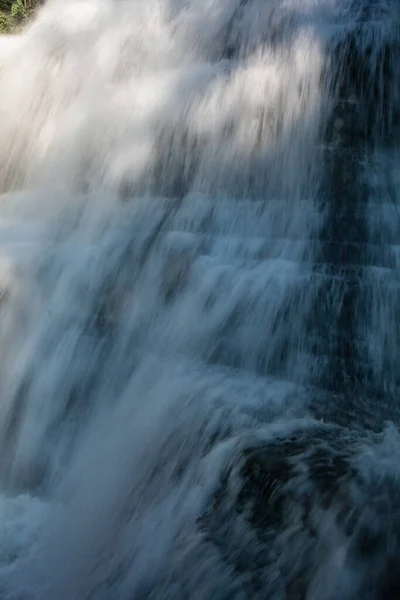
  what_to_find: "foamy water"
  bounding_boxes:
[0,1,399,598]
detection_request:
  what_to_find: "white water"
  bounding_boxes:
[0,1,399,598]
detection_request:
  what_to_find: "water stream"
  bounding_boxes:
[0,1,399,598]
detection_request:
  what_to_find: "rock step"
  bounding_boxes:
[190,254,400,287]
[169,196,400,240]
[308,385,400,434]
[206,325,398,392]
[170,197,320,238]
[304,353,399,395]
[123,195,400,243]
[161,253,400,336]
[210,329,370,363]
[161,230,400,268]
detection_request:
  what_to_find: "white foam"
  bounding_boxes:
[0,0,398,597]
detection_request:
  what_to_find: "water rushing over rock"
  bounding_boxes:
[0,0,399,598]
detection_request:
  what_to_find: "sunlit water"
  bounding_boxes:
[0,0,399,598]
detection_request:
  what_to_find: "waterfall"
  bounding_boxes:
[0,0,399,598]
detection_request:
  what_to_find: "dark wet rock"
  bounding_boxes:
[236,444,294,529]
[198,425,400,599]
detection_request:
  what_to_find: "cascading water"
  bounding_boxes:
[0,0,399,598]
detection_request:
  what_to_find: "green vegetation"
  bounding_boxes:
[0,0,41,33]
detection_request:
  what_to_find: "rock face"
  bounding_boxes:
[303,2,400,430]
[197,3,400,599]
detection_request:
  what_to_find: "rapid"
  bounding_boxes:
[0,0,399,598]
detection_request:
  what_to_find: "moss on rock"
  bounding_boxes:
[0,0,41,33]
